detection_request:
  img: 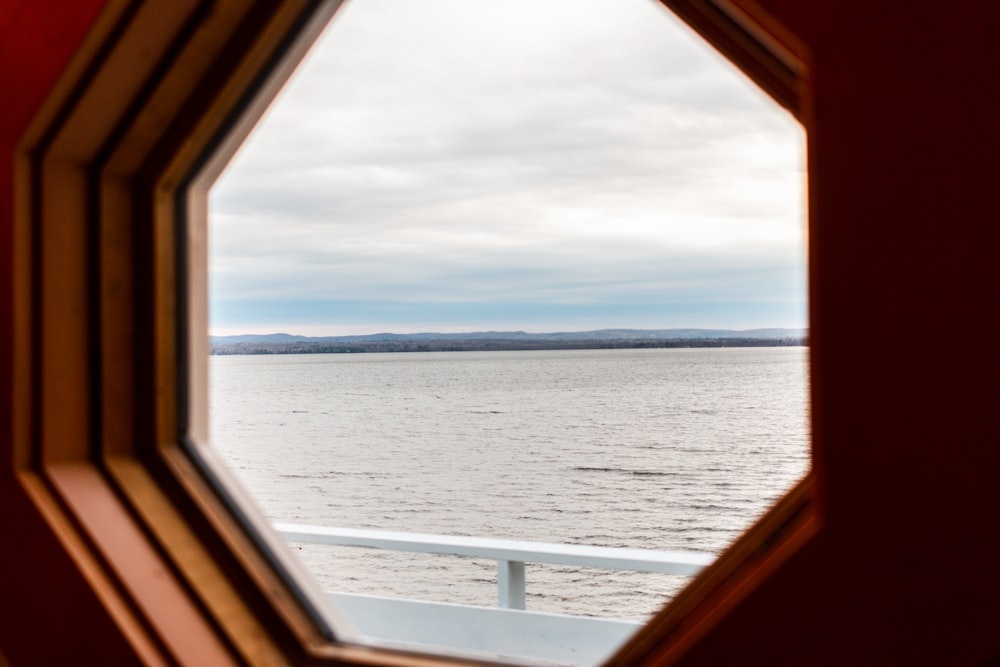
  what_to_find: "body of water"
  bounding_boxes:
[209,347,809,620]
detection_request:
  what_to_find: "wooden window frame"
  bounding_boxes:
[9,0,814,664]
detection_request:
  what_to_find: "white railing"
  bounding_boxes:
[276,523,713,611]
[277,523,714,665]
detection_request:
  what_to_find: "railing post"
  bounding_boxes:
[497,559,526,610]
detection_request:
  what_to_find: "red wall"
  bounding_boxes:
[0,2,147,665]
[665,2,1000,664]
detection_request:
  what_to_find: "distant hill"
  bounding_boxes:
[210,332,309,344]
[211,328,808,355]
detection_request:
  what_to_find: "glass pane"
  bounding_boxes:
[205,0,808,664]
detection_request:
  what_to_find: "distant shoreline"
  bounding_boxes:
[211,336,808,356]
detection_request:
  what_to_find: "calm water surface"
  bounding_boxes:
[209,347,809,620]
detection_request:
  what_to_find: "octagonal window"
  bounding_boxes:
[203,0,808,664]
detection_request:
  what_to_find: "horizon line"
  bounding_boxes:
[210,325,810,339]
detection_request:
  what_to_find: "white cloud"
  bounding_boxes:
[209,0,807,334]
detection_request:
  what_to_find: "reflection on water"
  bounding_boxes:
[210,347,809,620]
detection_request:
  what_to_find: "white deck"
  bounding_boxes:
[277,524,713,665]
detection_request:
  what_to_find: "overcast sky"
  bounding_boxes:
[209,0,807,336]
